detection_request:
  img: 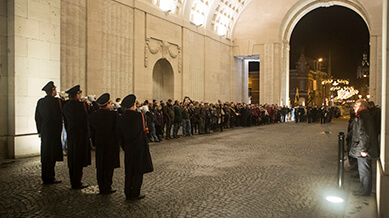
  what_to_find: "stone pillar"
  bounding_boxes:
[0,0,8,159]
[7,0,60,158]
[370,34,382,105]
[261,43,274,104]
[133,8,145,99]
[281,41,290,107]
[377,0,389,216]
[243,59,249,103]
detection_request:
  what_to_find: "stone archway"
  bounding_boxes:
[279,0,372,106]
[152,58,174,101]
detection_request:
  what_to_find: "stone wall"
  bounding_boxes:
[7,0,61,158]
[86,0,133,99]
[182,29,205,101]
[0,0,8,159]
[60,0,86,93]
[60,0,239,103]
[204,38,231,102]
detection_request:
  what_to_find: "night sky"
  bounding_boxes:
[290,6,369,86]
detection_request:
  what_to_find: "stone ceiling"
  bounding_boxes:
[151,0,251,38]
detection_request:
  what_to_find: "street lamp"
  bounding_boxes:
[317,58,323,71]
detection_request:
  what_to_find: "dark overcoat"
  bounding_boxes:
[63,100,91,168]
[89,109,120,169]
[349,109,379,159]
[117,110,153,175]
[35,96,63,163]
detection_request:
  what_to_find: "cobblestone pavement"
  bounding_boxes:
[0,119,376,218]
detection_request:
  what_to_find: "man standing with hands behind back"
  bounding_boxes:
[117,94,153,200]
[89,93,120,194]
[63,85,91,189]
[35,81,63,185]
[349,99,379,196]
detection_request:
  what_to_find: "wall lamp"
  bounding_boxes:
[165,9,171,16]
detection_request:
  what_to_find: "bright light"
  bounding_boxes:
[367,95,370,99]
[192,13,204,26]
[160,0,171,12]
[326,196,344,203]
[318,58,323,62]
[363,74,367,78]
[190,0,208,26]
[335,87,359,100]
[216,15,229,36]
[358,95,362,99]
[217,25,227,36]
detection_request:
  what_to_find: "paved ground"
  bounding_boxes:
[0,119,377,217]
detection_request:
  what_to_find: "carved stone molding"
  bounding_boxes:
[144,37,182,73]
[145,37,163,67]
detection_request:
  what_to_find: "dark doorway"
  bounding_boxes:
[249,61,260,104]
[152,59,174,101]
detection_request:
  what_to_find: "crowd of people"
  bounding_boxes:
[35,81,348,200]
[107,97,339,143]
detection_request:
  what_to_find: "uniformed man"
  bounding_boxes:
[89,93,120,194]
[63,85,91,189]
[35,81,63,184]
[117,94,153,200]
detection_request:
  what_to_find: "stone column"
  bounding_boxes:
[261,44,274,104]
[281,41,290,107]
[370,34,382,105]
[133,8,145,99]
[243,59,249,103]
[377,0,389,216]
[0,0,8,159]
[7,0,60,158]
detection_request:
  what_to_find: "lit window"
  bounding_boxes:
[217,25,227,36]
[153,0,183,14]
[190,0,210,26]
[212,0,247,37]
[160,0,172,11]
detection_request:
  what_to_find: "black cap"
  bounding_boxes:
[65,85,82,96]
[42,81,55,93]
[121,94,136,108]
[168,99,172,102]
[96,93,111,107]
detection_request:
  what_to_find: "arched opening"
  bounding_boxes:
[152,58,174,101]
[280,1,371,107]
[289,6,370,107]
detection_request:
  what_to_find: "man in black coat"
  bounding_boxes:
[89,93,120,194]
[63,85,91,189]
[349,99,379,196]
[117,94,153,200]
[164,99,175,140]
[173,100,182,138]
[35,81,63,184]
[368,101,381,136]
